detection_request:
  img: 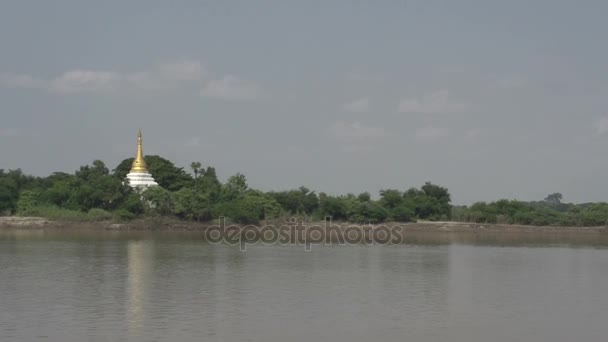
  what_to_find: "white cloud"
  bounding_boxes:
[1,59,209,94]
[201,75,264,101]
[50,70,120,94]
[414,125,448,143]
[398,90,466,114]
[328,121,389,152]
[329,121,388,143]
[158,60,207,81]
[342,97,370,112]
[594,117,608,135]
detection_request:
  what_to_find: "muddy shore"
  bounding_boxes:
[1,216,606,234]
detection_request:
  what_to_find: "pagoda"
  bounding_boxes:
[125,130,158,189]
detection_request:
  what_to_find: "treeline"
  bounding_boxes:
[0,156,451,224]
[453,195,608,227]
[3,158,608,226]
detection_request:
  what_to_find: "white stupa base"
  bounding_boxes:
[125,172,158,190]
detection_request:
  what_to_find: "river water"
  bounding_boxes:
[1,229,608,342]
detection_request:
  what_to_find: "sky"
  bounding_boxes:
[1,0,608,205]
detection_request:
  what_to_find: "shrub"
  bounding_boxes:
[86,208,112,221]
[391,204,415,222]
[113,209,136,221]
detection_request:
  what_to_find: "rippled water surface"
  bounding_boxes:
[1,230,608,342]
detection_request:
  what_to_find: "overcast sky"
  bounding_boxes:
[1,0,608,204]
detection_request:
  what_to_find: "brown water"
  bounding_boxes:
[1,229,608,342]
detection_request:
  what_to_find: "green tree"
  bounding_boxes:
[544,193,563,204]
[391,203,416,222]
[379,189,403,209]
[142,186,174,216]
[0,177,18,214]
[173,188,212,221]
[221,173,248,201]
[190,161,202,190]
[221,191,282,224]
[199,167,221,200]
[357,192,371,202]
[349,200,388,224]
[16,190,39,215]
[268,186,319,215]
[318,193,349,220]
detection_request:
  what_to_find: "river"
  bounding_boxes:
[1,229,607,341]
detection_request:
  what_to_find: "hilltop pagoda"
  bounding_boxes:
[125,130,158,189]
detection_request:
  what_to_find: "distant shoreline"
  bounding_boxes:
[1,216,606,234]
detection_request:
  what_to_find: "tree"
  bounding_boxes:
[421,182,451,204]
[0,177,18,214]
[190,161,202,190]
[173,188,213,221]
[199,167,221,199]
[219,191,282,224]
[391,204,415,222]
[142,186,174,216]
[349,201,388,224]
[544,193,563,204]
[420,182,452,219]
[16,190,39,214]
[268,186,319,215]
[318,193,349,220]
[379,189,403,209]
[221,173,248,201]
[357,192,371,202]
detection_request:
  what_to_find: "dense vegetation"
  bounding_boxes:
[0,156,450,224]
[452,193,608,227]
[2,159,608,226]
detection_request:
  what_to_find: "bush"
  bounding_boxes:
[86,208,112,221]
[391,204,415,222]
[113,209,136,221]
[349,201,388,224]
[19,205,88,221]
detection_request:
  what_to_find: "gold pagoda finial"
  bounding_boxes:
[130,129,148,173]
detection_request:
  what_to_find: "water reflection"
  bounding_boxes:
[127,239,154,338]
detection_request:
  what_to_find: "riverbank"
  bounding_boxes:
[1,216,606,233]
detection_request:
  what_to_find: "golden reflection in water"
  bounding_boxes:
[127,239,154,338]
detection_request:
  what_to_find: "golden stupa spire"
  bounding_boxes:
[130,129,148,173]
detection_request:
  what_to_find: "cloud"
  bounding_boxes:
[328,121,389,152]
[1,60,208,94]
[201,75,264,101]
[414,125,448,143]
[2,61,271,102]
[158,60,207,81]
[398,90,466,114]
[594,117,608,135]
[49,70,120,94]
[342,97,370,112]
